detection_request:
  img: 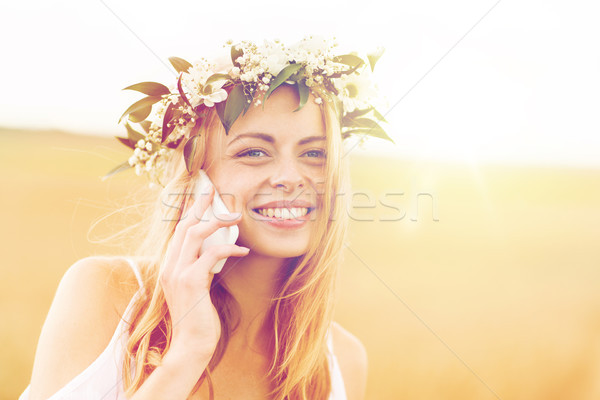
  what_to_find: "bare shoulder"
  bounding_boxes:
[331,321,369,400]
[27,255,142,400]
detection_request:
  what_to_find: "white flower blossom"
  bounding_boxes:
[333,69,376,113]
[201,88,228,107]
[262,40,288,76]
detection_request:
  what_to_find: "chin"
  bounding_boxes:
[253,244,308,259]
[237,226,310,259]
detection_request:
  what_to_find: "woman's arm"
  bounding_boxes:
[26,256,213,400]
[27,256,139,400]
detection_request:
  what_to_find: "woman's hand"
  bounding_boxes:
[160,184,249,358]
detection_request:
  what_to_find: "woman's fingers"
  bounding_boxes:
[192,244,250,274]
[164,185,215,273]
[178,184,215,233]
[178,212,243,267]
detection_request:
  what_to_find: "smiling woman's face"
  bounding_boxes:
[203,85,328,258]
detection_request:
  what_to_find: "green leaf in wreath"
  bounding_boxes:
[329,55,365,78]
[241,93,253,117]
[129,106,152,123]
[219,84,247,134]
[183,135,200,173]
[262,63,303,107]
[116,136,135,150]
[102,161,133,181]
[372,107,387,123]
[122,82,170,97]
[333,54,365,69]
[119,96,162,123]
[343,126,395,144]
[215,100,226,128]
[168,57,192,74]
[125,121,145,143]
[344,107,388,125]
[287,66,305,82]
[205,73,232,86]
[294,80,309,112]
[346,117,383,130]
[139,120,152,133]
[344,107,374,120]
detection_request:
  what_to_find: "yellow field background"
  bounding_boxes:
[2,128,599,399]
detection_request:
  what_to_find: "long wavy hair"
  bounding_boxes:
[119,93,351,400]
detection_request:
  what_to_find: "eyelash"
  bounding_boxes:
[236,148,327,159]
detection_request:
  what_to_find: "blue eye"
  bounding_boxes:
[238,149,267,158]
[304,149,326,158]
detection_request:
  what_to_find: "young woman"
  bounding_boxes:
[20,37,389,400]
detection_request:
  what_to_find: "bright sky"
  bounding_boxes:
[1,0,599,167]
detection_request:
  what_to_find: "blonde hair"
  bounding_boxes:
[119,96,351,400]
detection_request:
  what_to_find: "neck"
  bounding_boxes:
[216,251,293,355]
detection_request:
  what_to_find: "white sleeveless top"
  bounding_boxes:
[19,258,347,400]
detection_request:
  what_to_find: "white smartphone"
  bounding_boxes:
[194,169,240,274]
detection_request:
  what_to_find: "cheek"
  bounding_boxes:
[307,165,327,188]
[213,178,257,214]
[216,186,246,213]
[215,168,265,206]
[209,165,251,211]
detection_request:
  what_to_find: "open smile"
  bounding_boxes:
[251,207,315,219]
[250,207,316,228]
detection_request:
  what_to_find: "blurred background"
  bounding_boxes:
[2,0,600,399]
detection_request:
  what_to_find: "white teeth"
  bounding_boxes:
[255,207,309,219]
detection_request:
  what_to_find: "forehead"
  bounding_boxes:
[218,85,327,146]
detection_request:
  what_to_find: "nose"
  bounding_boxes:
[269,158,305,191]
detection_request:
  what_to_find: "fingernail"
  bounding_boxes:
[240,246,250,252]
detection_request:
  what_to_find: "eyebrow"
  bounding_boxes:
[228,132,326,146]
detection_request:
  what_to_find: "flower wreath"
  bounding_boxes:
[105,36,393,187]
